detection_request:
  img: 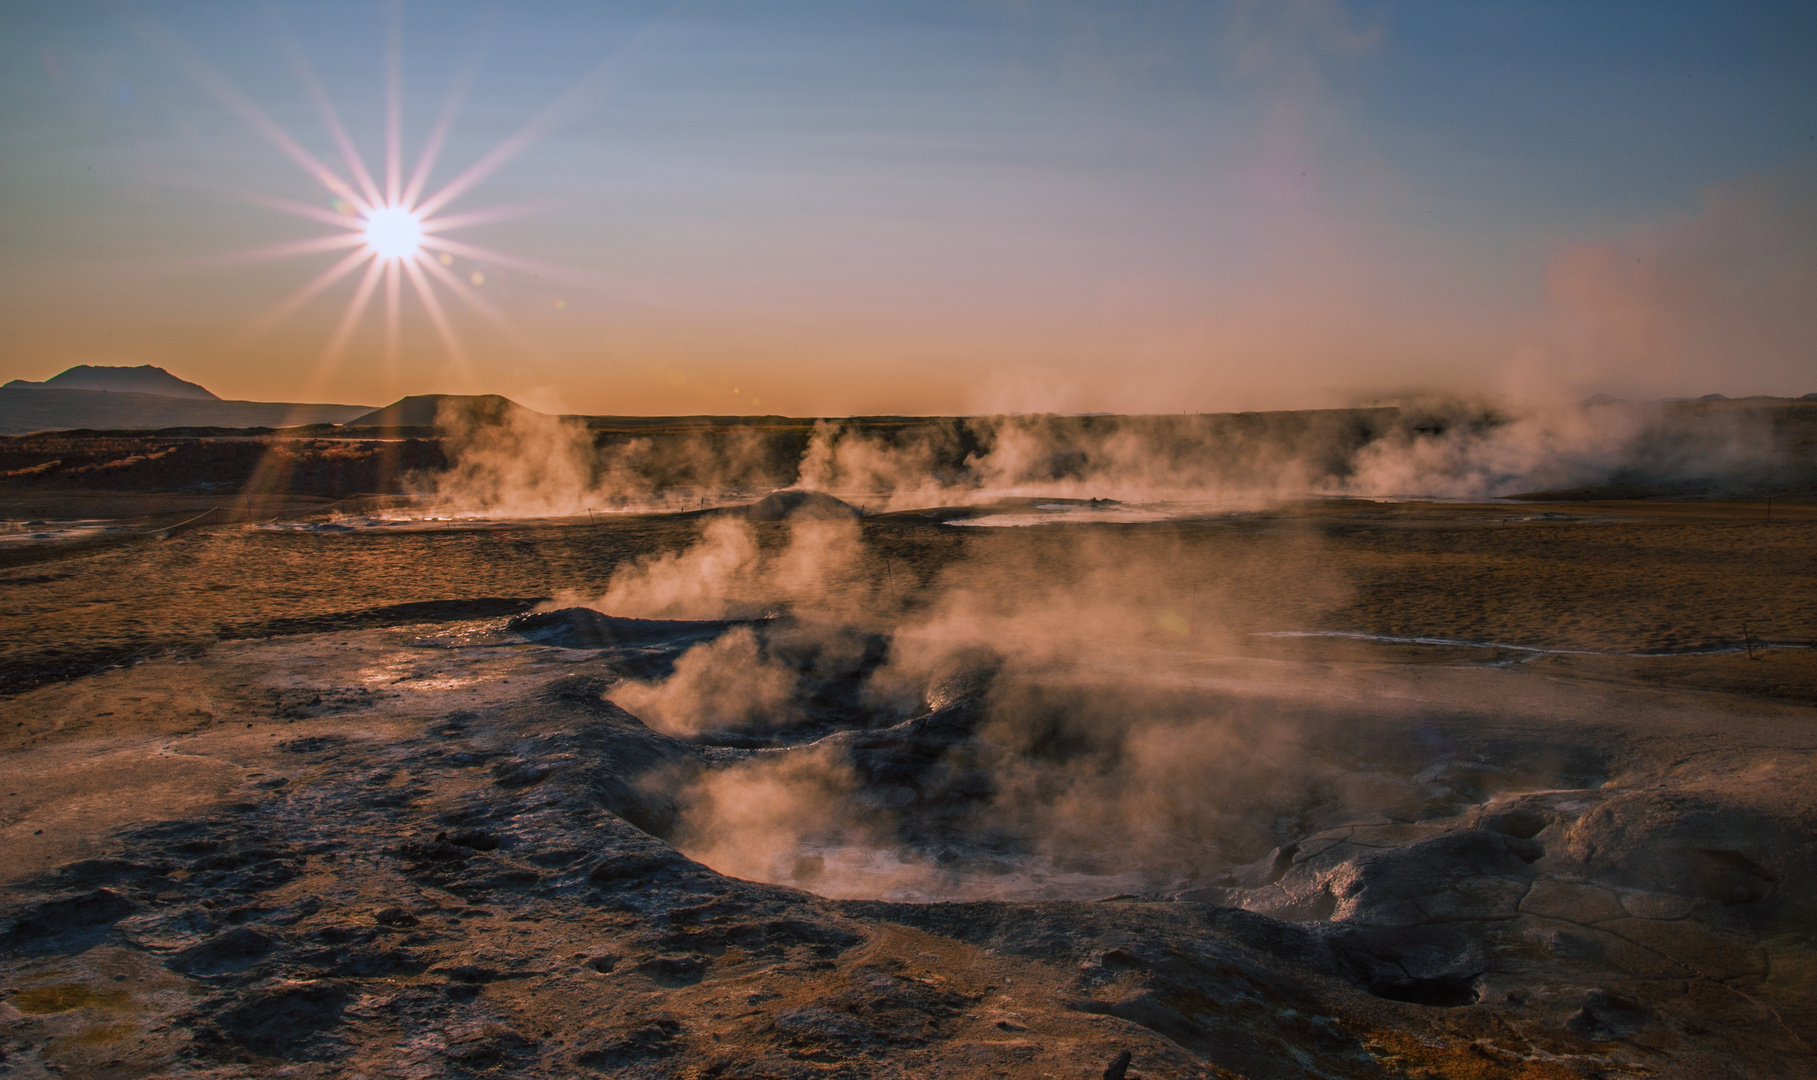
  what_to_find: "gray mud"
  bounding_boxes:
[3,609,1814,1078]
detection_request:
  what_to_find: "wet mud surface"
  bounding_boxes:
[3,499,1816,1078]
[3,498,1814,699]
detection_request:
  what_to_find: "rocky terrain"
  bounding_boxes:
[6,394,1814,502]
[3,587,1813,1078]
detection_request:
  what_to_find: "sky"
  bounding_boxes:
[1,0,1813,414]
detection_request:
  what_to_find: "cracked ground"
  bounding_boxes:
[3,503,1815,1078]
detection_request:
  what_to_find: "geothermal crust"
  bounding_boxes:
[3,607,1814,1079]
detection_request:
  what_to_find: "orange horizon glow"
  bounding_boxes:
[3,4,1814,414]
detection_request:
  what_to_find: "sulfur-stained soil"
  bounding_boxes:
[2,495,1815,1079]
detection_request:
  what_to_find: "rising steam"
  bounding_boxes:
[564,506,1364,900]
[452,392,1807,900]
[425,394,1808,519]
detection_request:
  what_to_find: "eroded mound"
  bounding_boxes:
[745,489,863,521]
[509,609,748,648]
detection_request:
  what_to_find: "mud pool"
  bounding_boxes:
[2,500,1814,1078]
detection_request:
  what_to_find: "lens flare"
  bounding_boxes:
[363,206,423,260]
[194,16,627,379]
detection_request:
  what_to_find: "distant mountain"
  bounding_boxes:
[5,364,219,399]
[0,388,373,435]
[345,394,540,429]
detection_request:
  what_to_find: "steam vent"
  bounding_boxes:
[6,3,1817,1077]
[3,395,1814,1077]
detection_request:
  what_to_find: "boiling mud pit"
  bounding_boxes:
[3,505,1815,1079]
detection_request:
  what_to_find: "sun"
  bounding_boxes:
[203,19,593,377]
[363,206,424,261]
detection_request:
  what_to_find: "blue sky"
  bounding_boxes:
[2,1,1813,411]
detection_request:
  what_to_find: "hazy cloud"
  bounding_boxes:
[1541,163,1817,397]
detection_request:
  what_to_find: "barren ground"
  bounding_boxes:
[2,495,1814,1079]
